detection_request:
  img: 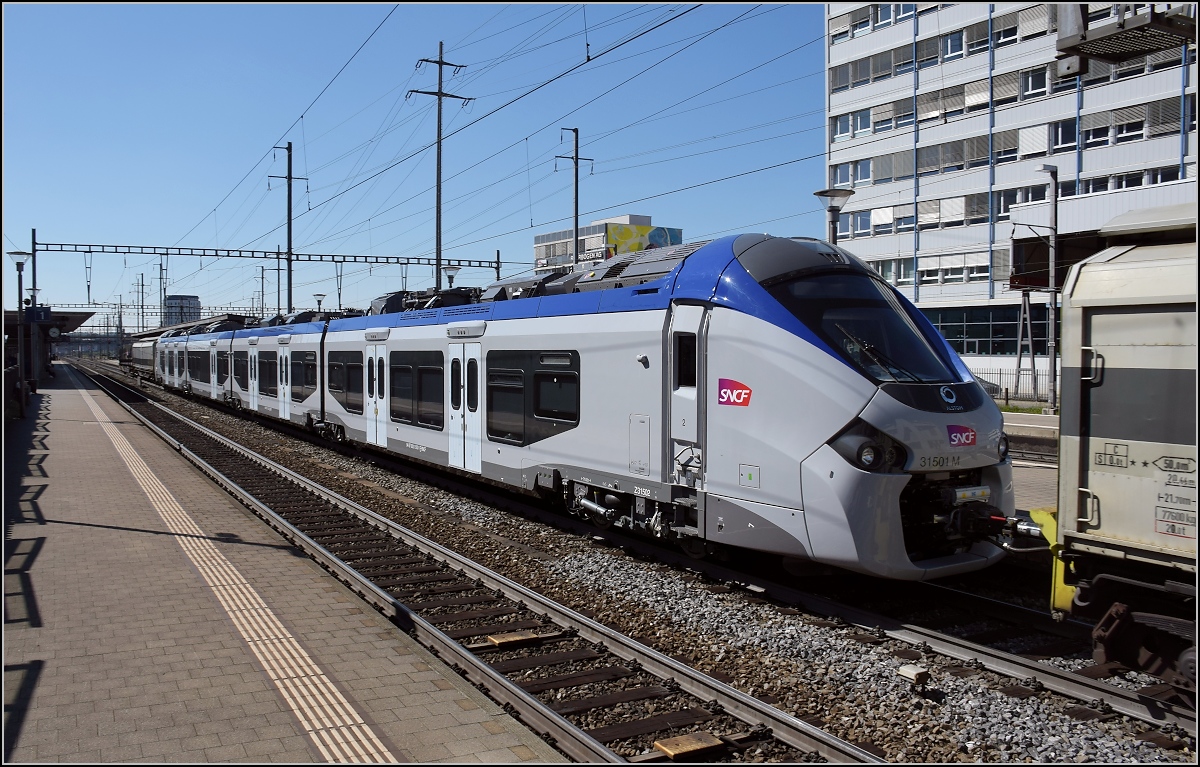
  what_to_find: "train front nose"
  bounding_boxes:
[801,411,1013,580]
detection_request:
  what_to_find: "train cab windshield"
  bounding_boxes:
[766,272,957,384]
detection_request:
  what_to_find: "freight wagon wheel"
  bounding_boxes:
[589,508,614,530]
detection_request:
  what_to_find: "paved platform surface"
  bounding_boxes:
[4,364,564,763]
[1012,462,1058,513]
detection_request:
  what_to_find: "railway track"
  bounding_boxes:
[77,360,1196,755]
[75,362,881,763]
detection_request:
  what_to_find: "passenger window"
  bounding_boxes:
[417,367,444,428]
[675,333,697,388]
[377,359,385,399]
[467,359,478,412]
[367,359,375,399]
[487,370,525,443]
[390,365,413,423]
[534,372,578,422]
[451,359,462,410]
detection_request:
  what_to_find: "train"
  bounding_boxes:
[1043,202,1196,697]
[127,234,1024,581]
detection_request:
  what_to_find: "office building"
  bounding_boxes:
[825,3,1195,365]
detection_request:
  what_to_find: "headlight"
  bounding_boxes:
[830,420,907,472]
[998,432,1009,461]
[858,443,879,469]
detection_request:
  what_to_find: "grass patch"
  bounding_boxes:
[999,403,1048,414]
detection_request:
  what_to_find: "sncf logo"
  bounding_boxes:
[718,378,752,406]
[947,425,977,447]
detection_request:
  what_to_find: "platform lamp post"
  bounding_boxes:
[313,293,325,315]
[813,188,855,246]
[27,287,40,380]
[1036,164,1058,414]
[8,250,31,417]
[442,266,461,289]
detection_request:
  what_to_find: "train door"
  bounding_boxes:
[249,346,259,410]
[279,345,291,421]
[448,342,482,473]
[364,344,388,448]
[209,344,219,400]
[667,304,708,487]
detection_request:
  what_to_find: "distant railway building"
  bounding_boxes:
[533,214,683,276]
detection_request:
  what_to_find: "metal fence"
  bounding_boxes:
[970,367,1053,404]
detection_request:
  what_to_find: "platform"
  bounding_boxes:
[4,363,564,763]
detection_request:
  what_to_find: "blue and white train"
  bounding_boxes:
[130,235,1017,580]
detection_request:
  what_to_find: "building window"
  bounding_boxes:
[1051,74,1078,94]
[874,113,894,133]
[895,101,915,128]
[1080,176,1109,195]
[832,162,852,187]
[852,13,870,37]
[994,145,1017,164]
[896,4,915,22]
[896,209,916,232]
[853,109,872,136]
[852,59,871,88]
[875,4,893,28]
[833,114,852,142]
[881,260,898,283]
[966,265,990,282]
[897,259,915,286]
[1113,172,1143,189]
[966,20,990,55]
[1083,60,1112,86]
[994,188,1018,220]
[916,37,939,69]
[1059,180,1077,197]
[1114,119,1144,144]
[831,63,851,93]
[854,158,872,184]
[853,210,871,237]
[992,14,1019,47]
[1051,119,1077,152]
[1022,184,1047,203]
[942,31,964,61]
[1021,68,1047,99]
[837,212,851,239]
[1082,124,1110,148]
[1150,166,1181,184]
[1115,56,1145,79]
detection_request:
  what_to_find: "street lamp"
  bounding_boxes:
[442,266,461,289]
[1036,164,1058,414]
[8,250,31,417]
[313,293,326,313]
[813,188,855,245]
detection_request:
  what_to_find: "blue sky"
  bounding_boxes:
[4,3,831,328]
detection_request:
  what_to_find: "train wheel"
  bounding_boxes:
[590,509,614,530]
[679,538,707,560]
